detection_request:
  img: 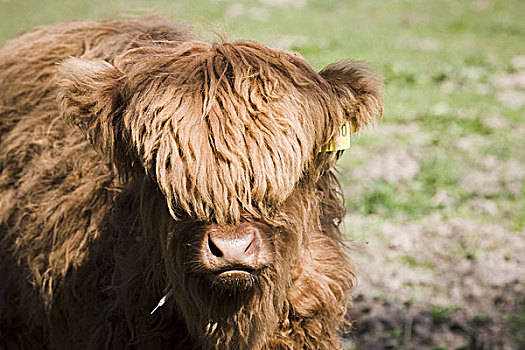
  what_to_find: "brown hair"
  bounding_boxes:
[0,16,383,349]
[58,39,383,224]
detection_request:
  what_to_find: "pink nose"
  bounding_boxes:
[204,226,263,271]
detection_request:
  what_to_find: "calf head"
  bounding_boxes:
[57,39,383,348]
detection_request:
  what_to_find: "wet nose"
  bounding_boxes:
[205,228,262,270]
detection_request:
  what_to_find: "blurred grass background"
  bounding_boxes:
[1,0,523,348]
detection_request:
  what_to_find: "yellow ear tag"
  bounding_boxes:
[322,122,354,152]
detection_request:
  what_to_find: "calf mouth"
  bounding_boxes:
[209,267,260,291]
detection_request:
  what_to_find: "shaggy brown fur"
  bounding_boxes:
[0,16,383,349]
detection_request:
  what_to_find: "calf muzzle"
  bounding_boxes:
[200,223,272,290]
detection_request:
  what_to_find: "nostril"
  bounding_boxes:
[244,232,257,255]
[208,234,223,258]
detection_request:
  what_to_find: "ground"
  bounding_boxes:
[1,0,523,349]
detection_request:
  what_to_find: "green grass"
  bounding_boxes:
[430,305,459,326]
[399,255,435,269]
[505,300,525,347]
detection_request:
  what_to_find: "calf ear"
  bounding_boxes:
[319,60,384,132]
[56,58,130,173]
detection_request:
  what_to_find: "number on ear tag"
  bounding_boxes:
[322,122,353,152]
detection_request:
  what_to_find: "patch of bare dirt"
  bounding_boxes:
[511,56,525,70]
[460,157,525,197]
[352,148,420,183]
[344,294,523,350]
[496,90,525,109]
[225,3,271,21]
[344,213,525,349]
[495,69,525,109]
[259,0,306,8]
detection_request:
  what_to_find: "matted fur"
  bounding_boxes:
[0,16,383,349]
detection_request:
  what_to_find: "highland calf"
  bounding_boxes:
[0,17,383,349]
